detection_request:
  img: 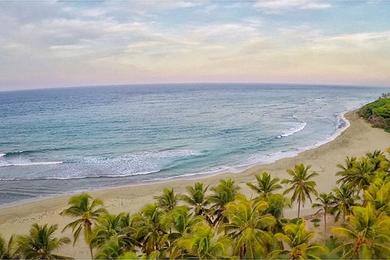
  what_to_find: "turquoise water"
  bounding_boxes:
[0,84,387,204]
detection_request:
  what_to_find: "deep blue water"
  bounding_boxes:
[0,84,387,205]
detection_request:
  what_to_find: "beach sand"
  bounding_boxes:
[0,111,389,258]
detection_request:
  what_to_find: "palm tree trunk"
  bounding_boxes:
[84,223,93,259]
[324,212,327,236]
[297,200,301,218]
[89,244,94,260]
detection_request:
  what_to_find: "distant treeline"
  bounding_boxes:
[359,94,390,132]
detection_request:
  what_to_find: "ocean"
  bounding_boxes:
[0,84,387,205]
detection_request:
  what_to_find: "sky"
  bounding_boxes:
[0,0,390,90]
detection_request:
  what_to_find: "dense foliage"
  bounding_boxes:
[1,149,390,259]
[359,95,390,131]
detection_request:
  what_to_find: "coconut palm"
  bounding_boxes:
[247,172,282,199]
[132,204,168,255]
[209,178,240,225]
[60,193,107,259]
[265,194,291,233]
[163,206,203,240]
[176,222,231,259]
[16,224,71,259]
[332,203,390,258]
[312,192,335,236]
[154,188,179,212]
[223,195,276,258]
[336,156,357,175]
[95,237,132,260]
[364,180,390,214]
[181,182,211,220]
[91,213,137,252]
[117,251,140,259]
[274,222,328,260]
[366,150,390,172]
[331,185,358,222]
[161,206,203,258]
[336,158,376,193]
[282,164,318,218]
[0,235,18,259]
[265,194,291,219]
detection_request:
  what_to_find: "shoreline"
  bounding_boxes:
[0,109,353,210]
[0,111,389,258]
[0,111,385,212]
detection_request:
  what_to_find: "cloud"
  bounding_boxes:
[189,23,261,44]
[307,31,390,51]
[0,0,389,89]
[254,0,332,12]
[318,31,390,43]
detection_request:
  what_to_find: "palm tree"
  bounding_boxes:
[366,150,385,160]
[154,188,179,212]
[265,194,291,233]
[16,224,71,259]
[209,178,240,225]
[247,172,282,199]
[161,206,203,258]
[282,164,318,218]
[364,180,390,214]
[332,203,390,258]
[223,194,276,258]
[0,235,18,259]
[176,222,231,259]
[117,251,140,259]
[60,193,107,259]
[91,213,137,252]
[94,237,131,260]
[265,193,291,219]
[181,182,211,219]
[370,157,390,183]
[366,150,389,172]
[331,185,358,222]
[336,156,357,175]
[163,206,202,239]
[132,204,168,255]
[336,158,375,193]
[312,192,335,236]
[274,222,328,260]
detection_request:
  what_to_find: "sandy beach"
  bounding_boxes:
[0,111,389,258]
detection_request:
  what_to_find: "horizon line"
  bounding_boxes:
[1,81,389,93]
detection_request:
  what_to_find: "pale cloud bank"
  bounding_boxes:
[0,0,389,90]
[254,0,332,12]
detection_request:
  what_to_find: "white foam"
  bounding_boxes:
[0,161,63,167]
[279,122,307,138]
[0,153,5,157]
[0,149,203,180]
[238,110,351,169]
[0,169,159,181]
[0,110,351,183]
[155,110,353,182]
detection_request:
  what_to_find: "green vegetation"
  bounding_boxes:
[1,149,390,259]
[14,224,70,259]
[282,164,318,218]
[359,95,390,131]
[60,193,107,259]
